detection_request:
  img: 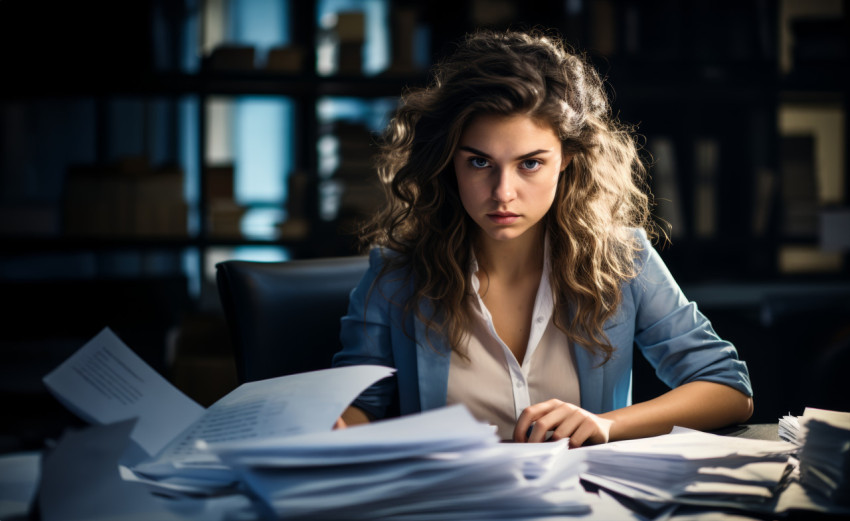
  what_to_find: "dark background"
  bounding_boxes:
[1,0,848,453]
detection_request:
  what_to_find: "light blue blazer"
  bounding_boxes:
[333,230,752,420]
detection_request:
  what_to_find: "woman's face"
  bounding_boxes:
[453,113,565,245]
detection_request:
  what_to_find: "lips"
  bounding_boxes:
[486,211,520,225]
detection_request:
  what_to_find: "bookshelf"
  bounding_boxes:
[4,1,842,281]
[0,0,847,427]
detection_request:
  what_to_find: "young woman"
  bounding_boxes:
[332,29,753,446]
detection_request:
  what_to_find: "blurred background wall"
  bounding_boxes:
[0,0,848,452]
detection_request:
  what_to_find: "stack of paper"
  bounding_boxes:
[796,408,850,505]
[42,329,593,519]
[579,427,797,515]
[210,405,592,520]
[43,328,397,497]
[779,414,802,445]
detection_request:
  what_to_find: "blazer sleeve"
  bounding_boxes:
[630,231,753,397]
[332,248,402,419]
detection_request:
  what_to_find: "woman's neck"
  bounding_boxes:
[474,224,546,281]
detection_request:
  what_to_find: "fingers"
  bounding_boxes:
[514,399,561,442]
[514,399,582,443]
[514,400,613,446]
[568,415,613,448]
[567,418,594,447]
[333,417,347,430]
[549,409,587,442]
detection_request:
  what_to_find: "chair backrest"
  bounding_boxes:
[216,256,369,383]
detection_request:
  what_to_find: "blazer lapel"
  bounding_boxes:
[574,344,604,414]
[414,301,451,412]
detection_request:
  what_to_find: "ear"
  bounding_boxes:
[561,153,575,173]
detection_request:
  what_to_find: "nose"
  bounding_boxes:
[491,168,515,203]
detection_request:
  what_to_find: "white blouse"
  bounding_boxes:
[446,245,581,441]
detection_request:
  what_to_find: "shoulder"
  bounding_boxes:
[366,247,408,278]
[620,226,677,300]
[624,226,663,276]
[362,247,414,302]
[629,226,653,260]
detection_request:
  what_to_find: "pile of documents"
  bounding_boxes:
[793,408,850,505]
[210,405,592,520]
[40,328,596,519]
[778,413,802,445]
[42,328,399,497]
[38,328,850,520]
[579,428,798,516]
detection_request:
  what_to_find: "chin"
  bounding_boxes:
[484,228,525,242]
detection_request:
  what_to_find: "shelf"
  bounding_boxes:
[1,0,847,284]
[0,71,427,99]
[0,236,307,254]
[600,59,781,104]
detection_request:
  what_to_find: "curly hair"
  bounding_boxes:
[359,29,656,363]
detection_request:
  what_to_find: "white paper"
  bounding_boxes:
[797,408,850,505]
[578,428,797,512]
[43,328,396,495]
[212,404,494,466]
[43,327,204,456]
[802,407,850,429]
[213,406,594,520]
[133,365,396,484]
[590,429,797,459]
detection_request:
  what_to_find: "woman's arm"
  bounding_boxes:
[601,380,753,440]
[332,249,402,421]
[514,381,753,445]
[336,405,373,429]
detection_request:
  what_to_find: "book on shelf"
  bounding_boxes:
[779,135,819,238]
[648,137,684,238]
[751,166,778,237]
[693,138,719,239]
[64,159,187,238]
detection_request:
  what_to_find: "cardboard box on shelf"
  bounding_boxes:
[266,46,305,73]
[206,45,256,71]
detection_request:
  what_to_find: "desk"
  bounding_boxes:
[714,423,781,441]
[5,422,848,521]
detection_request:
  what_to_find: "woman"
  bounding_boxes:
[332,29,753,446]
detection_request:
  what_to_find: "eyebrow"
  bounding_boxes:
[458,145,553,160]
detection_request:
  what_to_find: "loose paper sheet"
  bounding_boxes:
[43,327,205,456]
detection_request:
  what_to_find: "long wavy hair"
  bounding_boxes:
[360,29,656,363]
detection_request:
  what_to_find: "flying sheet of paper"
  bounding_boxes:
[43,327,204,457]
[134,364,396,482]
[43,327,397,494]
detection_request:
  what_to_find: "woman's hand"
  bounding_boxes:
[514,383,753,446]
[514,399,613,447]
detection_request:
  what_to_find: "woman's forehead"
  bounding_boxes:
[458,114,560,146]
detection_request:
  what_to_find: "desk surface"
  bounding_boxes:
[8,422,847,521]
[716,423,781,441]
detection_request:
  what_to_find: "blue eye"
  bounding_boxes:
[521,159,542,171]
[469,157,490,169]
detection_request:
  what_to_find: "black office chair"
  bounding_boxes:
[215,256,369,383]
